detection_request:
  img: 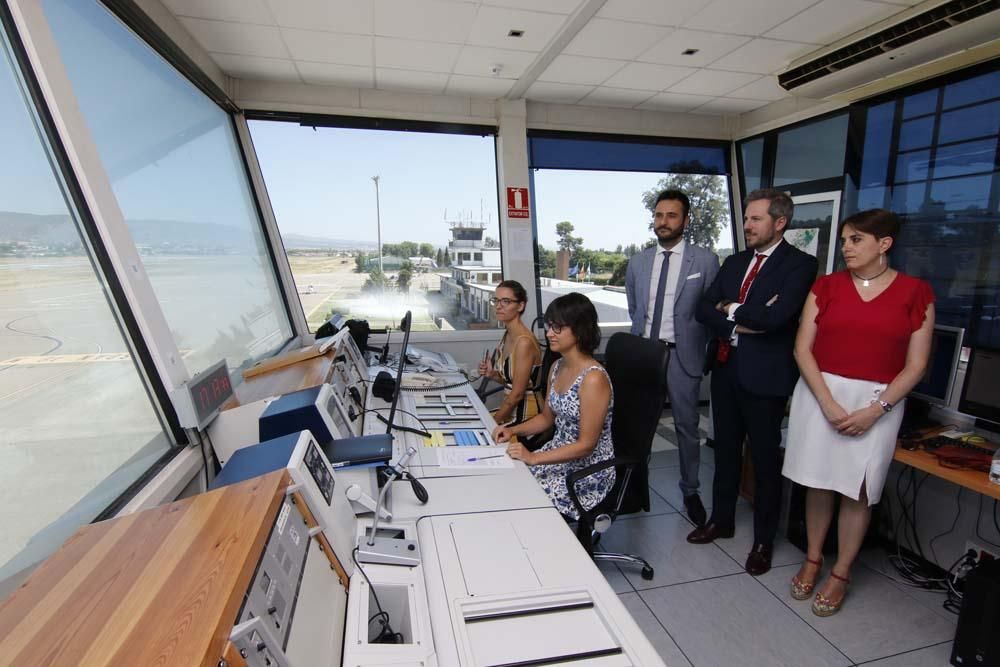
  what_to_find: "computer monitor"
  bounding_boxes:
[958,346,1000,432]
[910,325,964,406]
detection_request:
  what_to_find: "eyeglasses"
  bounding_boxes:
[544,321,566,334]
[489,297,521,307]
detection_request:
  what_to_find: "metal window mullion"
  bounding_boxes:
[7,0,190,395]
[233,114,309,340]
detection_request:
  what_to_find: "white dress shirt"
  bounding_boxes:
[644,240,685,343]
[729,238,783,345]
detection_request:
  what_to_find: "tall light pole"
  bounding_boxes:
[372,175,383,277]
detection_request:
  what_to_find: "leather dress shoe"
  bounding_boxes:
[686,521,734,544]
[683,494,707,527]
[745,543,773,576]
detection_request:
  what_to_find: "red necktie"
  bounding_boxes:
[717,253,766,363]
[738,254,766,303]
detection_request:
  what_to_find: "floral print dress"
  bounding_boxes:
[529,359,616,520]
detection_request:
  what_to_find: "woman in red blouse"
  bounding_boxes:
[782,209,934,617]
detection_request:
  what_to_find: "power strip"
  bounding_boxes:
[966,539,998,564]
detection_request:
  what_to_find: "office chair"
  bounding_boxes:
[566,332,669,580]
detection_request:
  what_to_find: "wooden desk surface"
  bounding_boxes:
[226,348,335,408]
[894,444,1000,501]
[0,470,289,667]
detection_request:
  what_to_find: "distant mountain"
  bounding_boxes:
[281,232,377,251]
[1,210,378,253]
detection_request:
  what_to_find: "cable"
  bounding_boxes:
[928,487,962,566]
[975,495,1000,549]
[363,406,431,432]
[351,547,403,644]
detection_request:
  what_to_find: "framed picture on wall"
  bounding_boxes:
[787,191,842,277]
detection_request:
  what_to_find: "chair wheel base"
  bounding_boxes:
[641,567,654,580]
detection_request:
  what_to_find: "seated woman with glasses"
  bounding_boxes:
[478,280,542,424]
[493,293,615,520]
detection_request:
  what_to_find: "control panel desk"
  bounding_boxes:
[893,442,1000,501]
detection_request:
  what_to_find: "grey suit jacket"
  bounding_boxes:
[625,242,720,378]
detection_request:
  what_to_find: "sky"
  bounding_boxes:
[248,121,733,252]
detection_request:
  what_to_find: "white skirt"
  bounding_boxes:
[782,373,904,505]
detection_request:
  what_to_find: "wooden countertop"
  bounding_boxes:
[893,444,1000,501]
[0,470,290,667]
[226,348,335,408]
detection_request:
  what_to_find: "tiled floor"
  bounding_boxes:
[598,410,958,667]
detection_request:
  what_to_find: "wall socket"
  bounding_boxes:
[965,539,998,564]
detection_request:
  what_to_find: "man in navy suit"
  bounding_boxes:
[626,190,719,527]
[688,188,817,576]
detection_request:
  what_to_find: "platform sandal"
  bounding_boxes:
[790,556,823,600]
[812,570,850,617]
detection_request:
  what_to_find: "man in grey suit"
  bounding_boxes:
[626,189,720,526]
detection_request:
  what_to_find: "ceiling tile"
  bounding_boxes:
[667,69,760,96]
[639,29,750,67]
[453,46,537,79]
[211,53,298,81]
[282,29,373,66]
[683,0,816,36]
[374,0,478,43]
[693,96,770,114]
[446,74,515,97]
[485,0,583,13]
[526,81,595,104]
[636,91,714,111]
[180,18,288,58]
[765,0,903,44]
[728,75,790,100]
[538,55,626,86]
[708,38,815,74]
[564,18,671,60]
[598,0,711,27]
[467,6,569,52]
[265,0,373,34]
[296,61,374,87]
[580,87,657,108]
[374,37,461,73]
[603,62,696,91]
[162,0,273,24]
[376,68,449,94]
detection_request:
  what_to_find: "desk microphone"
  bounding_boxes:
[368,446,419,547]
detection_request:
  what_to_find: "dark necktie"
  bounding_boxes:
[649,250,670,341]
[739,254,766,303]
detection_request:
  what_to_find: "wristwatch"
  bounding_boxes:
[871,399,893,413]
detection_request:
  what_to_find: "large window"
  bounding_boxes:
[42,0,293,376]
[847,65,1000,348]
[528,133,733,323]
[0,25,170,581]
[248,119,500,332]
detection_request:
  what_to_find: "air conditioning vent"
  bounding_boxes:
[778,0,999,91]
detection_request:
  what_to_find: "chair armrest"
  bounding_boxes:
[566,455,639,520]
[475,376,505,401]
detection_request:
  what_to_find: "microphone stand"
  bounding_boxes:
[356,447,422,567]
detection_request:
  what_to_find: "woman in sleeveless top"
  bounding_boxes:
[478,280,542,424]
[494,293,615,520]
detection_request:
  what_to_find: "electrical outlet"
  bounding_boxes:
[965,539,998,564]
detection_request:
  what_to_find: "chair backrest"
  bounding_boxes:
[604,332,669,515]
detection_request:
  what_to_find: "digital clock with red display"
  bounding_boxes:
[174,359,234,430]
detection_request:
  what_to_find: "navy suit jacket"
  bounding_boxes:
[696,239,818,397]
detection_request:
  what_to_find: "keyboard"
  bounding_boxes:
[920,435,995,453]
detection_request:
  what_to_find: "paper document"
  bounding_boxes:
[436,447,513,469]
